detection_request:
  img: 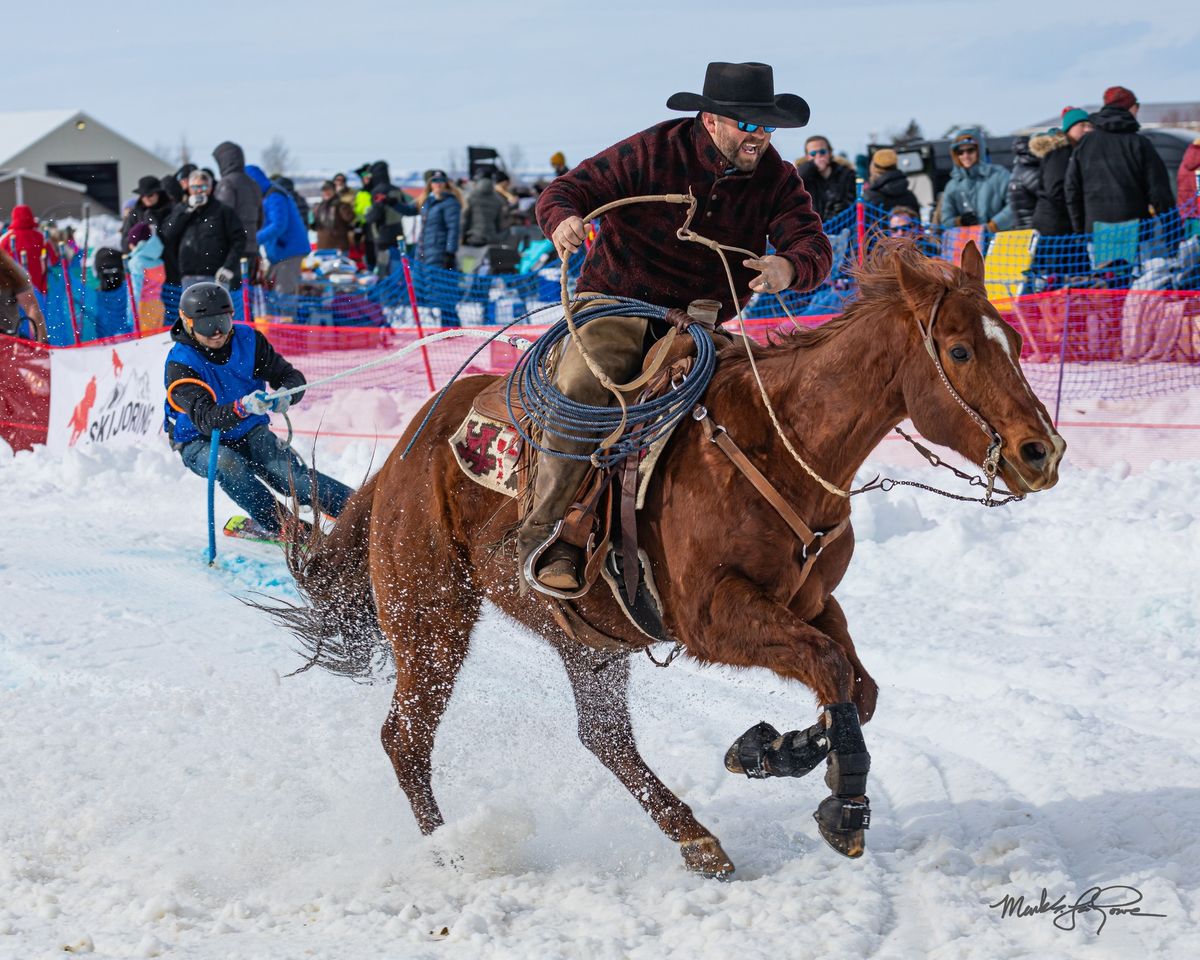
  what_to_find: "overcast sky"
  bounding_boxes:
[11,0,1199,178]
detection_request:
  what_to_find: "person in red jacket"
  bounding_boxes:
[0,205,59,295]
[1179,138,1200,223]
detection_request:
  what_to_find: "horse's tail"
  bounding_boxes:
[253,474,390,681]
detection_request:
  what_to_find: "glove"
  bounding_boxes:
[215,267,235,288]
[957,212,980,227]
[442,252,456,270]
[235,390,272,417]
[270,393,292,414]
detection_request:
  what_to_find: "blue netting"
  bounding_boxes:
[21,204,1200,345]
[39,256,137,345]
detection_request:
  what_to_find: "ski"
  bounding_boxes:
[222,515,284,545]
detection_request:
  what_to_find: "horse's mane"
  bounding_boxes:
[718,238,959,361]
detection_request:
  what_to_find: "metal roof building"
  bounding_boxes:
[0,109,171,216]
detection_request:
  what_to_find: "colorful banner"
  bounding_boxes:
[47,333,171,453]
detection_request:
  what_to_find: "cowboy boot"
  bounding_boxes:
[518,454,590,593]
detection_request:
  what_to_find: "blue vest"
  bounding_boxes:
[163,324,268,444]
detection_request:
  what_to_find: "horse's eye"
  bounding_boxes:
[949,345,971,362]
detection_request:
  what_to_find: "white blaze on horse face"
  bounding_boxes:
[980,314,1015,360]
[979,313,1064,456]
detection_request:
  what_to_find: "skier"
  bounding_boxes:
[163,282,353,540]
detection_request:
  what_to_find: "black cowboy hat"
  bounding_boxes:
[667,62,810,129]
[132,175,164,197]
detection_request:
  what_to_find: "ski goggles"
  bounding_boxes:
[186,310,233,338]
[737,121,777,134]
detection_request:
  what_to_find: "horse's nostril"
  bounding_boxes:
[1021,441,1048,465]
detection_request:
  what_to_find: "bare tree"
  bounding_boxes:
[886,118,924,146]
[178,134,191,166]
[505,143,526,182]
[444,148,469,179]
[262,137,296,176]
[943,122,991,138]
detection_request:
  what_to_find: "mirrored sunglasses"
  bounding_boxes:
[808,148,830,157]
[737,121,777,134]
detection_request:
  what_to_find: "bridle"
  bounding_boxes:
[904,287,1016,505]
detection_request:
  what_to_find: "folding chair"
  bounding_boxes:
[983,229,1041,359]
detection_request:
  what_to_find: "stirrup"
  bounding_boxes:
[523,520,590,600]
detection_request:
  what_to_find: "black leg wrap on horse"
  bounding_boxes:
[822,702,871,796]
[724,720,830,779]
[813,702,871,858]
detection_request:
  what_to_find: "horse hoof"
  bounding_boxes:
[814,794,870,859]
[679,837,735,879]
[724,721,780,777]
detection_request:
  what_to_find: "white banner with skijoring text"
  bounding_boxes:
[47,332,172,453]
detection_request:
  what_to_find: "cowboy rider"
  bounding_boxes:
[521,61,834,594]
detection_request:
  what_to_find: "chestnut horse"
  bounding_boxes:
[271,240,1064,877]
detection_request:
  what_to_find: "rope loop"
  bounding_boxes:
[507,296,717,468]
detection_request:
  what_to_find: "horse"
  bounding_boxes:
[268,239,1065,877]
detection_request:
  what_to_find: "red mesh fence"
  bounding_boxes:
[3,296,1199,461]
[0,337,51,451]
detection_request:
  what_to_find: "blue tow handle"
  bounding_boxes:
[206,429,221,565]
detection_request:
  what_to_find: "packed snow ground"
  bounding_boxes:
[1,433,1198,959]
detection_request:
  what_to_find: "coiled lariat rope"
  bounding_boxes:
[508,295,717,467]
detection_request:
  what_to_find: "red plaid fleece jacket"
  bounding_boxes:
[537,117,833,321]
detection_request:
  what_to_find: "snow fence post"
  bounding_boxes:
[855,178,866,266]
[1052,291,1071,428]
[59,243,80,345]
[123,255,140,334]
[207,429,221,566]
[240,258,252,322]
[81,202,91,288]
[400,254,437,393]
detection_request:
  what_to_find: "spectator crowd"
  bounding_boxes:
[831,84,1194,261]
[2,82,1199,345]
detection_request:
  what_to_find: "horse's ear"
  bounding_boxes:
[895,251,930,311]
[960,240,985,284]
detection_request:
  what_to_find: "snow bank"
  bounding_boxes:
[1,436,1197,958]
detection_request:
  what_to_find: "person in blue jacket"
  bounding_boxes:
[938,129,1015,233]
[246,165,310,295]
[419,171,462,268]
[163,282,352,539]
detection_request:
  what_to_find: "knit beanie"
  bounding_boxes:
[1103,86,1137,111]
[871,148,898,169]
[1061,107,1090,133]
[127,222,152,247]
